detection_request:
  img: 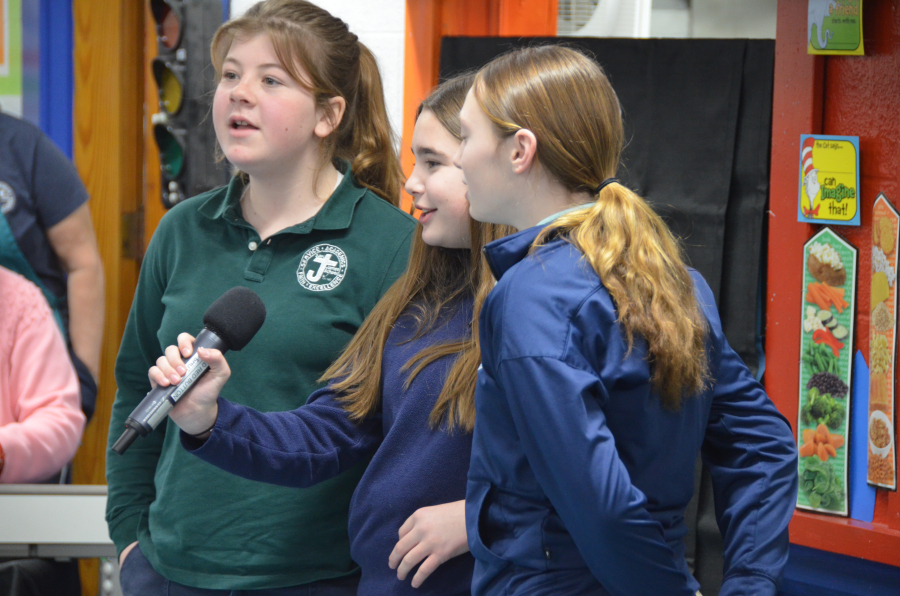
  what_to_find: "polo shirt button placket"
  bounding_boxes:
[244,236,272,282]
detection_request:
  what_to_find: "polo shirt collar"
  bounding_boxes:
[197,160,367,232]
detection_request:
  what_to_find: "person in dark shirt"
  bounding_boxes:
[0,111,103,423]
[0,109,102,596]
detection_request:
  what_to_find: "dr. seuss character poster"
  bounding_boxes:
[798,135,861,226]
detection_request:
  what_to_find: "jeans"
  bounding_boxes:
[119,544,360,596]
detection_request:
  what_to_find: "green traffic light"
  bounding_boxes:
[153,124,184,178]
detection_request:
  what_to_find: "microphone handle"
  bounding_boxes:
[112,329,227,455]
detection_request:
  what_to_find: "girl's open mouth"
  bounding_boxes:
[418,208,436,224]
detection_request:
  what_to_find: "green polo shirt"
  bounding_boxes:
[106,168,415,589]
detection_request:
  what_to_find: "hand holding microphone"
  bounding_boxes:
[149,332,230,437]
[111,287,266,454]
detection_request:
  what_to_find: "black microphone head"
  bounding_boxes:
[202,287,267,351]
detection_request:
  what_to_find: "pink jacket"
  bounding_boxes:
[0,266,85,482]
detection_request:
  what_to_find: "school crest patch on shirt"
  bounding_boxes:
[297,244,348,291]
[0,181,16,214]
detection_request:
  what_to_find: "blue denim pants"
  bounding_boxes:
[119,544,360,596]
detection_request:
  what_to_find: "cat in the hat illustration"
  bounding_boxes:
[801,137,821,217]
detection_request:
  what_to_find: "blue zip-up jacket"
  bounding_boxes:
[182,302,475,595]
[467,225,798,596]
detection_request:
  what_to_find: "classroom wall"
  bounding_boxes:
[767,0,900,591]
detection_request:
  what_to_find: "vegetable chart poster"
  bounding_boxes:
[797,227,857,515]
[868,193,898,489]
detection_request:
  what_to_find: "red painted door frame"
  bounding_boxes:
[767,0,900,566]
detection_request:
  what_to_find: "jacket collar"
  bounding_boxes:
[198,160,366,232]
[482,224,546,280]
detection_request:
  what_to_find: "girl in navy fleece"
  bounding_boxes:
[453,46,798,596]
[149,74,512,596]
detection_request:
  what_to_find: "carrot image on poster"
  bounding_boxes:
[799,134,860,226]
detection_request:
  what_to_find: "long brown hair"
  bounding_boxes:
[474,46,709,408]
[322,73,512,432]
[211,0,403,203]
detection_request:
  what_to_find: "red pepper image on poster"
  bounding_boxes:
[813,328,844,357]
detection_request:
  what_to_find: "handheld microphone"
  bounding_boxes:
[111,286,267,455]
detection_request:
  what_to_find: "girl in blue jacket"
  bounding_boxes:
[453,45,798,596]
[149,74,513,596]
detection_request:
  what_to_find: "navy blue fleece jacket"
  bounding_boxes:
[467,226,798,596]
[183,301,475,596]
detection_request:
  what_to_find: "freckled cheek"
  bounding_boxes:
[212,99,225,124]
[212,105,228,139]
[214,103,235,135]
[212,87,231,112]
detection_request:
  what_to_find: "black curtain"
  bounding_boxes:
[440,37,773,374]
[440,37,775,596]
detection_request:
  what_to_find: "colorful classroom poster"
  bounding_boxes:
[797,227,857,515]
[0,0,22,116]
[807,0,864,56]
[0,0,7,76]
[868,193,898,489]
[798,135,861,226]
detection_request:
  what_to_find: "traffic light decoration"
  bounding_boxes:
[150,0,229,208]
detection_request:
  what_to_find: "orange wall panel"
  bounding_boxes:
[401,0,557,212]
[442,0,493,37]
[496,0,557,36]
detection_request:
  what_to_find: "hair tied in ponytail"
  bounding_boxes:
[594,177,618,194]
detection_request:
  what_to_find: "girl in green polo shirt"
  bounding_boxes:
[107,2,417,594]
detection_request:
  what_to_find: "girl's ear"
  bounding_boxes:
[509,129,538,175]
[314,96,347,139]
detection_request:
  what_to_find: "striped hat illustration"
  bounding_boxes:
[802,136,817,180]
[801,137,821,217]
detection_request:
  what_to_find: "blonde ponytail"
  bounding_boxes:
[538,183,709,407]
[476,45,709,407]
